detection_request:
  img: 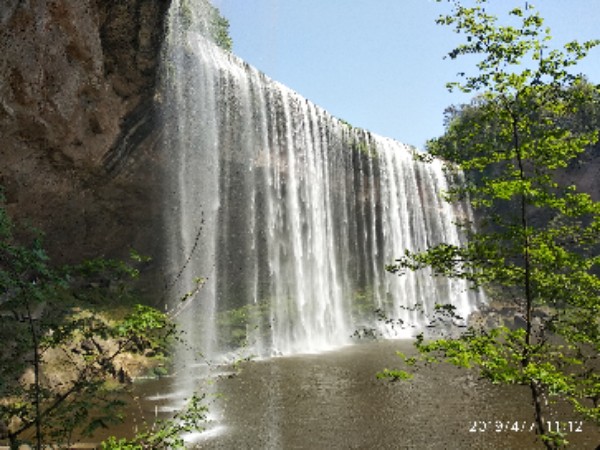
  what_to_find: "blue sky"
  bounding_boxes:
[211,0,599,149]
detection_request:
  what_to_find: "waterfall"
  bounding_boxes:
[161,0,480,364]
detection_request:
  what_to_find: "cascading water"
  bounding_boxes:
[161,0,481,366]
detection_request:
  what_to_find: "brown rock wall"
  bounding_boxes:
[1,0,172,299]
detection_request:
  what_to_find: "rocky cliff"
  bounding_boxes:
[1,0,172,297]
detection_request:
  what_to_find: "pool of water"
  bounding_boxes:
[128,340,598,449]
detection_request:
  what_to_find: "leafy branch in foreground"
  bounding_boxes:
[0,194,204,449]
[101,394,207,450]
[385,1,600,448]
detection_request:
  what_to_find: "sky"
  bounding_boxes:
[211,0,600,150]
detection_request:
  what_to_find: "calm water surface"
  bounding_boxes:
[130,340,599,450]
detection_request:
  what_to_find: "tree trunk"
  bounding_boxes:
[26,303,42,450]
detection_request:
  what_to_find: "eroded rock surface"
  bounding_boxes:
[1,0,171,298]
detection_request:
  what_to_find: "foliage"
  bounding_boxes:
[211,11,233,52]
[352,139,378,159]
[386,1,600,448]
[101,394,207,450]
[177,0,233,51]
[217,301,270,349]
[0,197,184,449]
[351,287,377,322]
[376,368,413,382]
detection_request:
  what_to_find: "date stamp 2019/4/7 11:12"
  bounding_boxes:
[469,420,583,433]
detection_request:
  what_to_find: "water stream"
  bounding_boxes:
[161,0,481,367]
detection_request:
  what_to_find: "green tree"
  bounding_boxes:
[0,196,203,449]
[385,1,600,448]
[211,11,233,51]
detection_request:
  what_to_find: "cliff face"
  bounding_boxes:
[1,0,172,296]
